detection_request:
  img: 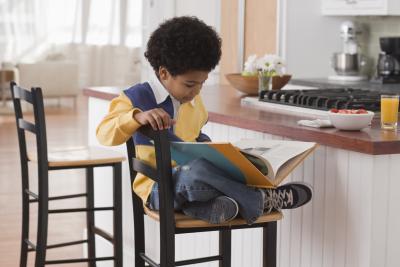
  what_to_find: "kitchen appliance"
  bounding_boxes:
[259,88,381,111]
[374,37,400,83]
[242,87,385,119]
[329,21,368,81]
[340,21,359,54]
[331,53,366,76]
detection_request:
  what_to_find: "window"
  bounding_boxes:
[126,0,143,47]
[0,0,143,62]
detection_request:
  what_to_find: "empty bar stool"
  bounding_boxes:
[10,82,125,267]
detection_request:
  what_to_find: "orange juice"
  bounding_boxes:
[381,98,399,123]
[381,95,399,130]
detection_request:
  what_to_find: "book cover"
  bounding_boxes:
[170,140,318,188]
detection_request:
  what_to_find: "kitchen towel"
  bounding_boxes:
[297,119,333,128]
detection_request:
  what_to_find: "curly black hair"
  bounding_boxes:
[144,16,222,76]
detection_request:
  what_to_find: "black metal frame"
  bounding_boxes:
[10,82,123,267]
[126,126,278,267]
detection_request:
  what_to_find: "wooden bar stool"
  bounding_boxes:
[126,126,282,267]
[10,82,125,267]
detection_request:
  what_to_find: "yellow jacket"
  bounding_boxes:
[96,82,209,203]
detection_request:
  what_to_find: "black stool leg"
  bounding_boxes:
[159,229,175,267]
[35,172,49,267]
[219,229,231,267]
[263,222,277,267]
[113,163,123,266]
[86,167,96,267]
[132,193,145,267]
[19,187,29,267]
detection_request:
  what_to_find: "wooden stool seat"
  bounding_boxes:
[28,146,125,167]
[143,205,282,228]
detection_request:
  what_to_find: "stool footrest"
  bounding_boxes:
[26,239,89,252]
[45,256,114,264]
[25,239,36,251]
[140,253,159,267]
[140,253,222,267]
[26,189,87,203]
[175,255,222,266]
[93,226,114,244]
[25,189,38,201]
[49,206,113,213]
[47,193,87,201]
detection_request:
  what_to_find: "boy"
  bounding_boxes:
[96,16,312,224]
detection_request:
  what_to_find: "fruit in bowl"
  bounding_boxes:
[328,108,374,131]
[225,73,292,95]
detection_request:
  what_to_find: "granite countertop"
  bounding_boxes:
[83,84,400,155]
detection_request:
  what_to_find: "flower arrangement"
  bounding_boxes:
[240,54,286,93]
[242,54,286,77]
[225,54,290,94]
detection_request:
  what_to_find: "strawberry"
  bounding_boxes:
[334,108,368,114]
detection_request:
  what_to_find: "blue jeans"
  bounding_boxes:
[148,158,264,224]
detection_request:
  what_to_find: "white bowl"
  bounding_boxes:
[328,110,375,131]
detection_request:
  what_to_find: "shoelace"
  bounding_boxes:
[264,189,294,213]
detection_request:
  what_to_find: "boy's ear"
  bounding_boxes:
[158,66,170,81]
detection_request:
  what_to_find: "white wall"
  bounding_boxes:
[141,0,221,84]
[281,0,348,78]
[175,0,220,33]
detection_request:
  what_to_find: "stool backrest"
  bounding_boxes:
[10,82,49,199]
[126,126,176,228]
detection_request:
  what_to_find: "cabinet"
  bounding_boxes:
[322,0,400,15]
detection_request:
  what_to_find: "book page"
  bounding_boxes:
[234,139,316,178]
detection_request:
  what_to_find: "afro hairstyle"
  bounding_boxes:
[144,16,222,76]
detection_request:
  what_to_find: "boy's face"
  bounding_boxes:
[158,67,209,104]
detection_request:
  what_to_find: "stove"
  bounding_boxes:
[259,88,381,111]
[241,88,383,119]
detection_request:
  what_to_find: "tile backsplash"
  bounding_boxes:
[355,16,400,76]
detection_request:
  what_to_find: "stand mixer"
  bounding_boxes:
[329,21,368,82]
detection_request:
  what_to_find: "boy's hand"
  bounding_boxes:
[133,108,175,130]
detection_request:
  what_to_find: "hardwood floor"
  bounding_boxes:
[0,96,89,267]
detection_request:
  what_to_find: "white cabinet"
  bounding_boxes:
[322,0,400,15]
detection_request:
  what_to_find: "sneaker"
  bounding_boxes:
[261,182,313,213]
[182,196,239,224]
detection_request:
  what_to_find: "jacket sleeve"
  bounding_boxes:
[196,132,212,142]
[96,92,142,146]
[196,117,212,142]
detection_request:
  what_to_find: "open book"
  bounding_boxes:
[170,139,318,188]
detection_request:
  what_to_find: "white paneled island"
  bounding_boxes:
[84,85,400,267]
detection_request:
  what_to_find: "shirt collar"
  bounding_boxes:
[149,72,170,105]
[148,72,195,106]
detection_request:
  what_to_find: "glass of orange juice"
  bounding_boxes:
[381,94,399,130]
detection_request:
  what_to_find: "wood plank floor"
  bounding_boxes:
[0,96,89,267]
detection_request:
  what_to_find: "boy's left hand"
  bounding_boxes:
[133,108,175,130]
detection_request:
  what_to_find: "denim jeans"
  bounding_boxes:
[148,158,264,224]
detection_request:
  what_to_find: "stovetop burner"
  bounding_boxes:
[259,88,381,111]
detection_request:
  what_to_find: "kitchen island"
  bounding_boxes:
[84,84,400,267]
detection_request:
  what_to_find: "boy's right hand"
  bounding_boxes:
[133,108,175,130]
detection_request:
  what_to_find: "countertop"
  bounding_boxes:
[83,84,400,155]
